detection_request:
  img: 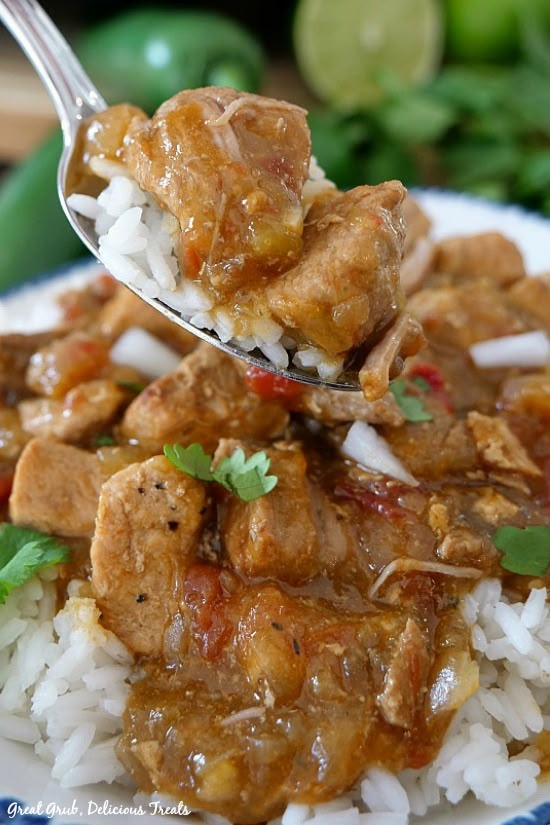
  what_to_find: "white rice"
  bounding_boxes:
[0,576,133,788]
[67,158,343,382]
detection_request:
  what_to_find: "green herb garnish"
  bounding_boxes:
[389,379,433,423]
[164,443,278,502]
[411,376,431,392]
[94,434,116,447]
[117,380,147,394]
[0,524,70,604]
[493,525,550,576]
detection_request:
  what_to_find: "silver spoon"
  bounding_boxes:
[1,0,360,390]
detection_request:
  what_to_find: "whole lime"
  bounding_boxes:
[294,0,443,108]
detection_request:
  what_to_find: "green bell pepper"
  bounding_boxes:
[78,9,264,111]
[0,131,84,291]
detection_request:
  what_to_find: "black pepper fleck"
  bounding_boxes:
[154,481,166,490]
[271,622,284,631]
[137,487,145,495]
[292,638,301,655]
[167,521,179,531]
[136,593,147,603]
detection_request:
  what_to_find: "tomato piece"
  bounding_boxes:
[335,482,406,520]
[91,273,117,300]
[245,366,302,402]
[183,565,232,660]
[409,361,454,414]
[185,245,202,278]
[0,470,14,502]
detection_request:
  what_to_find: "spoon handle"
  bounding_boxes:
[0,0,105,142]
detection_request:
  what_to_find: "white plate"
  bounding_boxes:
[1,190,550,824]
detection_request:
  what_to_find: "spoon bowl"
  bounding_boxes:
[0,0,360,390]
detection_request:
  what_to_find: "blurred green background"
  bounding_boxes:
[1,0,550,287]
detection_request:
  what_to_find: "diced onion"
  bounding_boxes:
[470,331,550,369]
[110,327,181,378]
[341,421,418,486]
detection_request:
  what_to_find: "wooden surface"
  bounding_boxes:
[0,36,57,161]
[0,30,314,164]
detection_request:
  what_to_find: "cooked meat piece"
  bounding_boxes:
[402,196,431,255]
[0,332,57,404]
[121,343,288,452]
[67,103,147,194]
[427,499,452,541]
[237,585,308,704]
[0,407,29,462]
[407,283,526,350]
[384,417,479,480]
[434,233,525,286]
[377,619,431,729]
[91,455,207,656]
[217,440,321,584]
[19,380,127,443]
[26,332,110,398]
[97,286,197,354]
[266,181,406,356]
[359,312,426,401]
[472,487,519,525]
[467,411,541,476]
[124,87,310,296]
[121,585,409,823]
[56,273,118,327]
[498,374,550,418]
[308,484,358,572]
[401,198,434,295]
[9,438,101,536]
[435,527,496,568]
[289,386,405,427]
[401,237,436,296]
[507,272,550,328]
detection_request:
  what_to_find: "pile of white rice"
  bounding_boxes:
[67,158,344,382]
[0,576,132,788]
[2,572,550,822]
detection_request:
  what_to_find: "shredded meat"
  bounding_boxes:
[466,411,541,477]
[472,488,519,525]
[359,312,426,401]
[378,619,431,729]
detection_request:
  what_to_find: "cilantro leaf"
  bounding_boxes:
[0,524,70,604]
[164,443,278,501]
[493,525,550,576]
[389,379,433,423]
[94,434,116,447]
[213,448,278,502]
[163,443,214,482]
[117,380,147,394]
[411,376,431,392]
